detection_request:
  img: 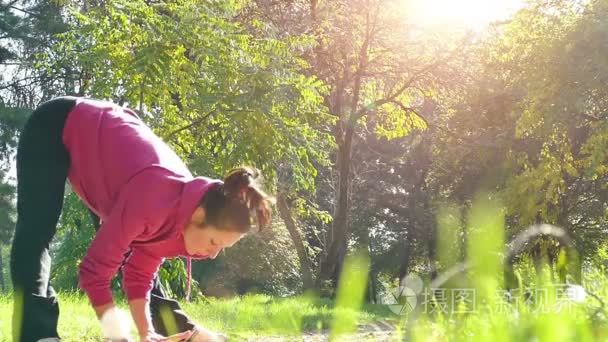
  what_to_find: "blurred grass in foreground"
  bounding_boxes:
[3,196,608,341]
[0,291,391,341]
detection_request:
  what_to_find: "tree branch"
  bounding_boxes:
[353,40,466,121]
[387,99,429,127]
[6,5,40,18]
[163,109,217,139]
[0,75,44,91]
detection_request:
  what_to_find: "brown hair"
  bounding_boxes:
[200,167,273,233]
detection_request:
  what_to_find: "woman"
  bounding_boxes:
[10,97,272,342]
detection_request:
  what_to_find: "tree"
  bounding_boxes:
[500,0,608,273]
[0,174,15,291]
[240,0,466,293]
[193,223,303,296]
[307,0,461,290]
[0,87,25,294]
[45,0,331,186]
[40,0,333,296]
[51,192,95,290]
[1,0,71,106]
[276,192,315,290]
[427,0,608,282]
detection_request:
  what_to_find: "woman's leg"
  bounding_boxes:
[10,97,76,341]
[149,276,197,336]
[88,209,196,336]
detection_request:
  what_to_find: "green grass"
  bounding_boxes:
[404,280,608,342]
[181,294,390,338]
[0,292,393,341]
[2,275,608,341]
[0,291,107,341]
[394,195,608,342]
[3,201,608,341]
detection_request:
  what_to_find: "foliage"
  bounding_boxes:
[0,106,28,172]
[51,192,96,290]
[43,0,333,191]
[0,0,71,106]
[0,174,15,246]
[2,0,608,313]
[427,0,608,269]
[195,222,302,297]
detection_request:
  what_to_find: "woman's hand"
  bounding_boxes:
[128,298,157,340]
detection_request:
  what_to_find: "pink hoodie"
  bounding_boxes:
[62,98,220,306]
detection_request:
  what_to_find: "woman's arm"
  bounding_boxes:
[129,298,194,342]
[79,187,150,307]
[121,248,168,341]
[129,298,154,340]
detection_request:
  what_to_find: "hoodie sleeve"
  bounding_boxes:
[79,186,146,306]
[121,247,164,301]
[78,170,168,307]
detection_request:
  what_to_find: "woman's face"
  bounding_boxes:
[183,207,245,258]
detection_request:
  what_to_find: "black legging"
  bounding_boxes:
[10,97,195,341]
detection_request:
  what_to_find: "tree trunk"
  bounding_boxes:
[556,199,581,283]
[318,124,354,288]
[398,234,412,286]
[367,230,377,303]
[276,192,315,290]
[310,0,318,22]
[428,234,438,280]
[317,22,370,288]
[0,244,5,292]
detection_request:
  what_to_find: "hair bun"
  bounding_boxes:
[201,166,273,233]
[223,167,259,199]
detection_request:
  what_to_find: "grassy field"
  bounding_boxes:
[3,209,608,341]
[0,292,396,341]
[2,274,608,342]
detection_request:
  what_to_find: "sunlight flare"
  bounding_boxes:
[405,0,525,29]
